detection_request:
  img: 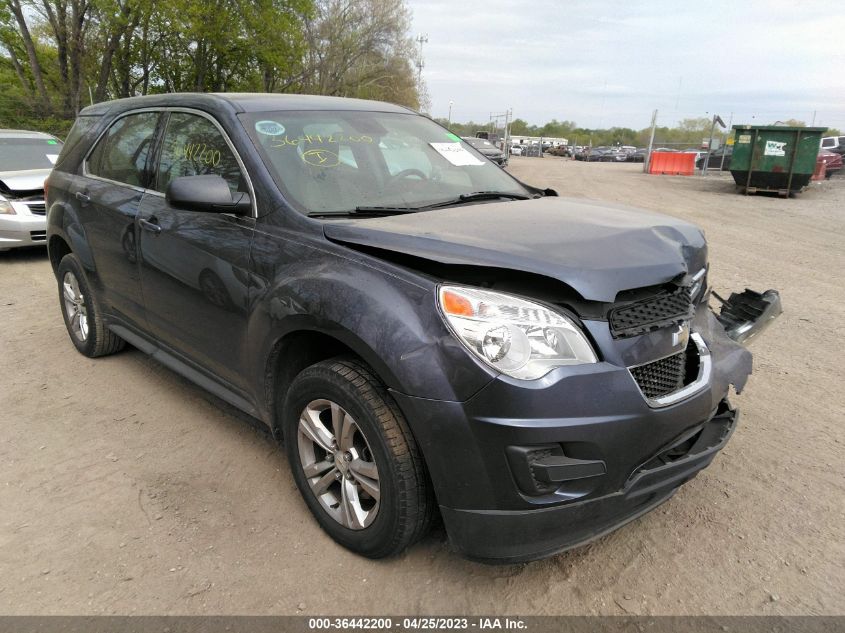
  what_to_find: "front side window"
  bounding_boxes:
[155,113,246,195]
[86,112,159,187]
[240,110,528,215]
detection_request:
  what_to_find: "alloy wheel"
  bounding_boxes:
[62,271,89,342]
[297,399,381,529]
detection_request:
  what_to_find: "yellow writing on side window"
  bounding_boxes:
[178,143,222,168]
[270,134,373,149]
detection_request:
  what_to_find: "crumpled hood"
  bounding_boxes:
[323,196,707,302]
[0,168,52,194]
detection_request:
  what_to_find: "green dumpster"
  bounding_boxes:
[730,125,826,196]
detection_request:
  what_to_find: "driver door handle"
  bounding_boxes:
[139,218,161,234]
[75,191,90,204]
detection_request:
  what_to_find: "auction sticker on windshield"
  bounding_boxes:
[430,142,485,166]
[255,120,286,136]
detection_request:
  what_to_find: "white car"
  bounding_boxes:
[0,130,63,251]
[509,145,523,156]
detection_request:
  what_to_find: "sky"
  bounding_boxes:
[406,0,845,131]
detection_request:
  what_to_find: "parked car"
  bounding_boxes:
[509,144,523,156]
[575,148,610,162]
[548,145,572,157]
[461,136,506,166]
[0,129,63,251]
[696,147,733,170]
[46,93,778,563]
[627,148,647,163]
[521,144,542,157]
[600,149,628,162]
[820,135,845,156]
[817,150,843,178]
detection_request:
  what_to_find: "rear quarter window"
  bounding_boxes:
[56,116,101,167]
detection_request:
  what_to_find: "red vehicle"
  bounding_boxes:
[817,150,843,179]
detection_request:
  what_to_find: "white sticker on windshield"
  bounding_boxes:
[255,120,285,136]
[46,154,59,164]
[430,142,484,166]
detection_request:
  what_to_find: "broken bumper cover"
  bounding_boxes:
[440,402,737,563]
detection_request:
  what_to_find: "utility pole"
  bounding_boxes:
[447,100,453,125]
[415,34,428,85]
[644,109,658,174]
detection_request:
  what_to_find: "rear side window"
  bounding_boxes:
[822,138,834,148]
[154,113,246,195]
[86,112,160,187]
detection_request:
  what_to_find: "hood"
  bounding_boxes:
[478,148,504,157]
[323,197,707,302]
[0,168,52,194]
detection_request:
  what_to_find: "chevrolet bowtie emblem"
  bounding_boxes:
[672,322,691,348]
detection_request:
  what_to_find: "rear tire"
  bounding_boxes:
[283,357,434,558]
[57,253,125,358]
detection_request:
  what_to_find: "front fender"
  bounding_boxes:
[246,231,495,404]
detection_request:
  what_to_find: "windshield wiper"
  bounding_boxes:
[424,191,533,209]
[308,206,421,218]
[307,192,533,218]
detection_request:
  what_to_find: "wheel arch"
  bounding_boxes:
[264,327,403,440]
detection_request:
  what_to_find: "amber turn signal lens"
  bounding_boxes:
[440,289,474,317]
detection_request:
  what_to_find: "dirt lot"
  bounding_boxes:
[1,159,843,615]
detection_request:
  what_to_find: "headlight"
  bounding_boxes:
[438,285,598,380]
[0,195,15,215]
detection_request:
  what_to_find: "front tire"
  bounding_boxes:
[283,358,434,558]
[57,253,125,357]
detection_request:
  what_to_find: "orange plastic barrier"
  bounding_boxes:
[648,152,696,176]
[811,156,826,181]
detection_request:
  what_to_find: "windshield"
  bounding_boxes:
[240,111,527,215]
[0,137,63,171]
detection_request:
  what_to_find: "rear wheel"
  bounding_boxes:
[283,358,434,558]
[57,254,125,357]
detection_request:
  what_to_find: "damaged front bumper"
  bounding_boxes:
[391,290,780,563]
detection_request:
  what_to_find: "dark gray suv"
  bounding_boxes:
[45,93,780,563]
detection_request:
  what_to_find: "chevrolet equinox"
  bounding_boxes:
[45,94,781,563]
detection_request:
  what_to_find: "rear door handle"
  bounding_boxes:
[75,191,90,204]
[139,218,161,234]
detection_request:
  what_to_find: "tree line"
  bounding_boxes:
[0,0,423,135]
[436,116,840,148]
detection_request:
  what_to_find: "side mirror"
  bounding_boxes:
[165,175,251,215]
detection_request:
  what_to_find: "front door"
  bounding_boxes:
[137,111,256,391]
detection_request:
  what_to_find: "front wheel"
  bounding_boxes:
[283,358,434,558]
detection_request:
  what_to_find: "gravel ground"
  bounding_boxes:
[1,159,843,615]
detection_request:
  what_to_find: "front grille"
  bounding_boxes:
[609,286,693,338]
[630,349,688,399]
[30,230,46,242]
[26,203,46,215]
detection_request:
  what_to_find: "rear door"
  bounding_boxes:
[75,111,163,327]
[137,110,256,391]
